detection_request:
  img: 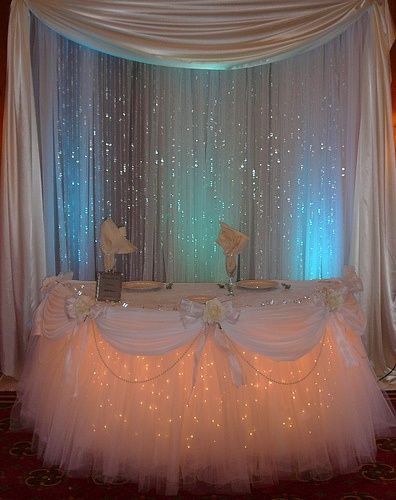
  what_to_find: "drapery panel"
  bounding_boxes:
[27,0,372,69]
[32,15,361,284]
[1,0,395,377]
[0,1,46,376]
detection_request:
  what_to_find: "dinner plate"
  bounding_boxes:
[123,281,163,291]
[186,295,215,304]
[237,279,278,290]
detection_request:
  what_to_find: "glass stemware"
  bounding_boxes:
[225,255,237,295]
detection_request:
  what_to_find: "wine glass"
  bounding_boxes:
[225,255,237,295]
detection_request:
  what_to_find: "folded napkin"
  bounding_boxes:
[216,222,249,275]
[100,218,137,271]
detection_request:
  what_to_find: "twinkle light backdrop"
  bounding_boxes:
[32,14,365,283]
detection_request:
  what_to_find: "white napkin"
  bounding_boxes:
[216,222,248,275]
[100,218,137,271]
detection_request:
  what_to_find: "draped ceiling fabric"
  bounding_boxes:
[0,0,396,377]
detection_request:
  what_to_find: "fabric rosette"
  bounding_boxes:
[65,294,104,324]
[314,266,363,312]
[180,297,239,327]
[322,287,347,312]
[203,298,226,324]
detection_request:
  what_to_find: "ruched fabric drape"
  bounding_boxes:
[1,0,396,377]
[23,0,378,69]
[34,281,365,369]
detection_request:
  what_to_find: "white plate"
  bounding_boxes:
[123,281,163,291]
[186,295,215,304]
[237,279,278,290]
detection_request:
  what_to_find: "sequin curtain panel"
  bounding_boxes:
[31,15,364,284]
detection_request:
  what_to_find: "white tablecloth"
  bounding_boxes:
[15,279,396,495]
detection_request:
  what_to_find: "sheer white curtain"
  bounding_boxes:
[1,0,395,377]
[32,16,362,284]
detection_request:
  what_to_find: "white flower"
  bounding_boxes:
[203,298,226,324]
[323,288,345,312]
[65,295,103,323]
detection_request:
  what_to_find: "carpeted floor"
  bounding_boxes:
[0,391,395,500]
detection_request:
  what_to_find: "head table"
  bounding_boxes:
[14,276,396,495]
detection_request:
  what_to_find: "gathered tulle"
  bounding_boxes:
[14,319,396,495]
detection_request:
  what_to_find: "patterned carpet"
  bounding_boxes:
[0,391,395,500]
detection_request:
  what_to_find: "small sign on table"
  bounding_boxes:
[96,271,123,302]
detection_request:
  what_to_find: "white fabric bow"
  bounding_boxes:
[216,222,248,275]
[312,266,365,368]
[180,297,240,327]
[180,297,244,388]
[314,283,366,368]
[100,218,137,271]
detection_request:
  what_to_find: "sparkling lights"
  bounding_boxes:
[32,16,361,283]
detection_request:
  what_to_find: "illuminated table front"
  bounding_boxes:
[15,280,396,495]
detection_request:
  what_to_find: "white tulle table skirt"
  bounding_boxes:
[15,320,396,495]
